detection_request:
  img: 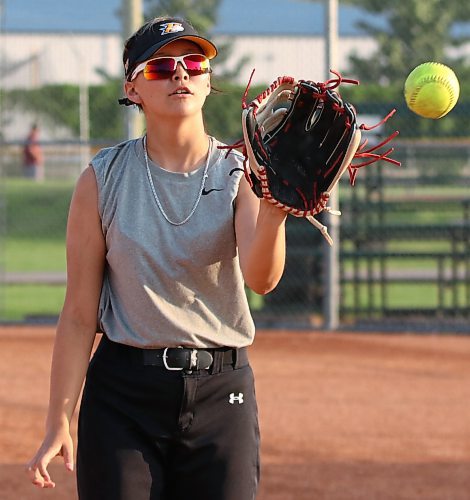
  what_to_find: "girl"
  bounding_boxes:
[26,16,287,500]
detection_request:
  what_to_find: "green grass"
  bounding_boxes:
[5,178,73,240]
[3,178,71,272]
[343,283,436,309]
[2,284,65,321]
[5,238,66,272]
[1,176,468,322]
[342,282,469,310]
[1,178,71,320]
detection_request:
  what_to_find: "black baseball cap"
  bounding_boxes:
[123,17,218,81]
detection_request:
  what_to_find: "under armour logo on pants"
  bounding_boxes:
[228,392,244,404]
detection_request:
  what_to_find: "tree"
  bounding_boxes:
[8,77,125,141]
[341,0,470,83]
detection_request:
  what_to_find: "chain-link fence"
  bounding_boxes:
[251,138,470,332]
[1,135,469,332]
[1,8,470,331]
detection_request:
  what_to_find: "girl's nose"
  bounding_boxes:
[172,62,189,82]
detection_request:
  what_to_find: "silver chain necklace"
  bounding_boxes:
[143,135,212,226]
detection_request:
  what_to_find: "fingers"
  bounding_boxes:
[26,459,56,489]
[26,431,75,488]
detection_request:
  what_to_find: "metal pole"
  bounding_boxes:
[79,79,90,171]
[122,0,144,140]
[0,0,5,320]
[68,42,90,172]
[322,0,340,330]
[0,0,5,140]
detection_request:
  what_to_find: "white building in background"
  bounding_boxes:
[1,28,469,141]
[217,34,377,84]
[0,31,378,90]
[0,29,379,140]
[0,32,121,90]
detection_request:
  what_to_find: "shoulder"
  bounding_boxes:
[69,166,100,218]
[90,139,139,181]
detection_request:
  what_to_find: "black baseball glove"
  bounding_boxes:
[235,71,400,244]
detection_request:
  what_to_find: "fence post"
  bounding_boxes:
[322,0,340,330]
[122,0,144,139]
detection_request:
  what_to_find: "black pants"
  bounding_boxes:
[77,336,260,500]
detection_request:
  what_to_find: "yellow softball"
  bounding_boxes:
[404,62,460,119]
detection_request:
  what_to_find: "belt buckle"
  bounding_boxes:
[162,347,184,371]
[163,347,212,371]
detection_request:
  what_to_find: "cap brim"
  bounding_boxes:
[136,35,218,64]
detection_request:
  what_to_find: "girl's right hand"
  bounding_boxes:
[25,424,75,488]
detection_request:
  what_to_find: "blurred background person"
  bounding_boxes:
[23,123,44,181]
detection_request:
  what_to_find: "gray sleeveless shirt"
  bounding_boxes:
[91,137,255,348]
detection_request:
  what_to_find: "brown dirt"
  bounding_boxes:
[1,326,470,499]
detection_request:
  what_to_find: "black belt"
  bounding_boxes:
[141,346,245,371]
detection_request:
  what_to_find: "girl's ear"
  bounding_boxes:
[124,81,142,105]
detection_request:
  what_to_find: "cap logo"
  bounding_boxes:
[159,22,185,35]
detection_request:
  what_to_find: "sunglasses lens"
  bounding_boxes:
[183,54,211,75]
[143,58,176,80]
[142,55,211,80]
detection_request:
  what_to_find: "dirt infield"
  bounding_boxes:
[1,326,470,500]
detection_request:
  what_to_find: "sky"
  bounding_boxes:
[3,0,122,32]
[2,0,385,35]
